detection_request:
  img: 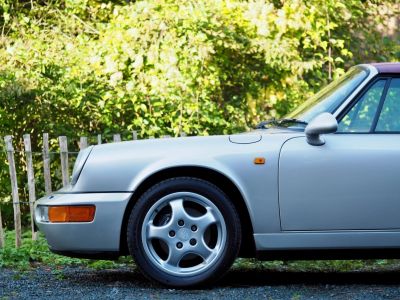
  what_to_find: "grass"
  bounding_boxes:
[1,230,400,273]
[0,230,132,270]
[232,257,400,273]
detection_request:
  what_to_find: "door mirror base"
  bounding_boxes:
[306,133,326,146]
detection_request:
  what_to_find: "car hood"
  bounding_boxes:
[65,129,303,193]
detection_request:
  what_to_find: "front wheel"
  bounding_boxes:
[127,177,241,287]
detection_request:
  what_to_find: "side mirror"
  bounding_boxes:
[305,113,338,146]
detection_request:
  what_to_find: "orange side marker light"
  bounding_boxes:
[48,205,96,223]
[254,157,266,165]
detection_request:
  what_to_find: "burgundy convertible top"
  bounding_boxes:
[371,62,400,74]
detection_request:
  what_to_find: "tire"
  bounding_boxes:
[127,177,241,287]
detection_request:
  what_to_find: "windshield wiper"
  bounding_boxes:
[277,118,308,126]
[255,118,307,129]
[255,118,277,129]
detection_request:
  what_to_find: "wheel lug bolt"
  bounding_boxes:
[191,225,197,231]
[176,242,183,249]
[178,220,184,226]
[190,238,197,246]
[169,230,175,237]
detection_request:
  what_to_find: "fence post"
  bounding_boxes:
[43,133,52,195]
[113,134,121,142]
[0,207,4,248]
[23,134,38,240]
[79,136,88,150]
[4,136,22,248]
[132,131,138,140]
[58,136,69,187]
[97,134,102,145]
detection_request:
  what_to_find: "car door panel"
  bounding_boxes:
[279,134,400,231]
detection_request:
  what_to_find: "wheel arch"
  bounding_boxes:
[119,166,256,257]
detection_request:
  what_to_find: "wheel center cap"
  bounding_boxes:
[177,228,191,241]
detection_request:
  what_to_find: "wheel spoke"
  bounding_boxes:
[195,239,214,260]
[195,207,217,229]
[165,249,184,267]
[169,199,190,222]
[147,222,169,241]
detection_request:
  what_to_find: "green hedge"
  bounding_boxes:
[0,0,399,226]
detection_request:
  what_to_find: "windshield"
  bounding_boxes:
[286,66,370,123]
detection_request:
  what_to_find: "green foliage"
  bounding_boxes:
[0,0,399,225]
[0,230,133,269]
[0,0,398,138]
[1,230,399,273]
[232,257,400,273]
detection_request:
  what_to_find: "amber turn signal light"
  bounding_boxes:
[48,205,95,223]
[254,157,266,165]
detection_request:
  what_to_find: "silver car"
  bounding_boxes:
[35,63,400,287]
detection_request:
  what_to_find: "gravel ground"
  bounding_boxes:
[1,266,400,300]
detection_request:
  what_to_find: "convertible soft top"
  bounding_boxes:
[371,62,400,73]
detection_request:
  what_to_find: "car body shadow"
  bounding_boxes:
[62,267,400,289]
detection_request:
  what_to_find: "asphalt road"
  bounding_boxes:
[1,266,400,299]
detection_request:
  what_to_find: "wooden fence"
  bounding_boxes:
[0,131,177,249]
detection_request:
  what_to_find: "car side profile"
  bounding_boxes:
[35,63,400,287]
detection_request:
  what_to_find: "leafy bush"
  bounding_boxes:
[0,0,399,226]
[1,0,398,138]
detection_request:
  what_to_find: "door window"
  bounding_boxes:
[376,79,400,132]
[338,80,386,132]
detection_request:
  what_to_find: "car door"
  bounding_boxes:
[279,77,400,231]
